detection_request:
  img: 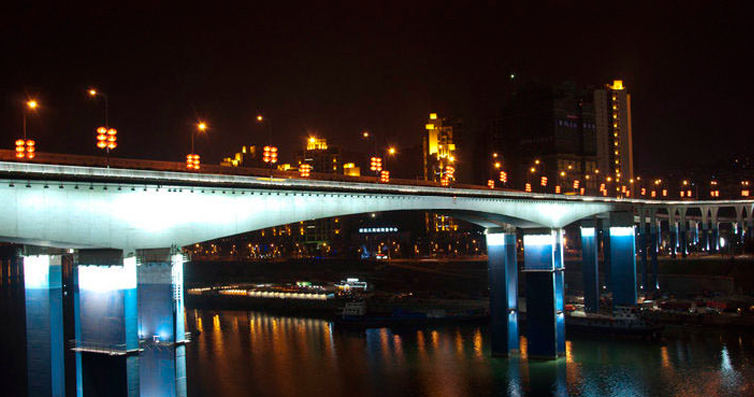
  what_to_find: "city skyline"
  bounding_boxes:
[2,2,752,176]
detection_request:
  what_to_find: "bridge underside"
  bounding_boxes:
[0,177,616,251]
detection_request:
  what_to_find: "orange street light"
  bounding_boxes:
[87,88,109,127]
[18,98,40,160]
[388,147,396,155]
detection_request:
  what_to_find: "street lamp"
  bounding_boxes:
[87,88,109,127]
[188,122,207,170]
[17,100,39,160]
[256,115,277,168]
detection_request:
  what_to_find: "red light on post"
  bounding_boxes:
[96,126,117,150]
[525,183,532,192]
[300,163,312,178]
[555,185,561,194]
[573,180,580,190]
[499,171,507,183]
[186,154,200,170]
[488,179,495,189]
[15,139,36,159]
[370,157,382,172]
[380,170,390,183]
[263,146,278,164]
[540,176,547,187]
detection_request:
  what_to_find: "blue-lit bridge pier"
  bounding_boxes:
[1,158,753,396]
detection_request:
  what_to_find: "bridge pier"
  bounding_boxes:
[522,229,565,359]
[609,212,638,307]
[679,208,688,258]
[136,248,188,397]
[580,220,599,313]
[668,209,678,259]
[486,228,519,357]
[73,249,140,397]
[22,250,66,397]
[638,209,649,292]
[649,209,659,291]
[710,207,720,253]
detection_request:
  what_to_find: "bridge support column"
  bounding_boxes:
[136,248,188,397]
[601,219,611,292]
[580,221,599,313]
[735,206,745,251]
[609,212,638,307]
[710,207,720,254]
[22,251,66,397]
[649,209,659,292]
[678,208,688,258]
[667,209,678,259]
[638,209,649,292]
[73,249,139,397]
[522,229,565,359]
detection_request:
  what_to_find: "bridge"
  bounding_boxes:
[2,155,754,396]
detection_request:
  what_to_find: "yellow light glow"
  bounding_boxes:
[256,115,263,122]
[309,137,316,143]
[388,147,396,155]
[88,89,97,96]
[362,131,369,138]
[429,113,437,120]
[494,162,501,169]
[27,100,38,109]
[560,171,566,177]
[530,167,536,173]
[609,80,624,90]
[425,124,435,130]
[197,122,207,131]
[534,159,540,165]
[492,153,498,158]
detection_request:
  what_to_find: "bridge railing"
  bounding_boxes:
[0,149,503,192]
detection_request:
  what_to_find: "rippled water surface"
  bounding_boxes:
[186,310,754,397]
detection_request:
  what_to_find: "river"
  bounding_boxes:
[185,309,754,397]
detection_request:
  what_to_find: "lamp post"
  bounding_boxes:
[88,89,117,167]
[257,115,277,169]
[88,89,109,127]
[16,100,39,160]
[187,122,207,170]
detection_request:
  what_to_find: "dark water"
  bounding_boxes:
[186,310,754,397]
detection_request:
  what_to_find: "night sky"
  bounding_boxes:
[2,1,750,175]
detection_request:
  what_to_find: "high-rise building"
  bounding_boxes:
[221,145,268,168]
[296,138,343,174]
[423,113,460,184]
[594,80,634,186]
[486,81,598,193]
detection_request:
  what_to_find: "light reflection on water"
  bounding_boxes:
[186,310,754,397]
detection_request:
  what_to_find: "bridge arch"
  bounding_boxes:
[0,180,617,251]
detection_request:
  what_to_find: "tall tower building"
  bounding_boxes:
[594,80,634,187]
[423,112,459,184]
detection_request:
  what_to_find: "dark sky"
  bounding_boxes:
[2,1,751,175]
